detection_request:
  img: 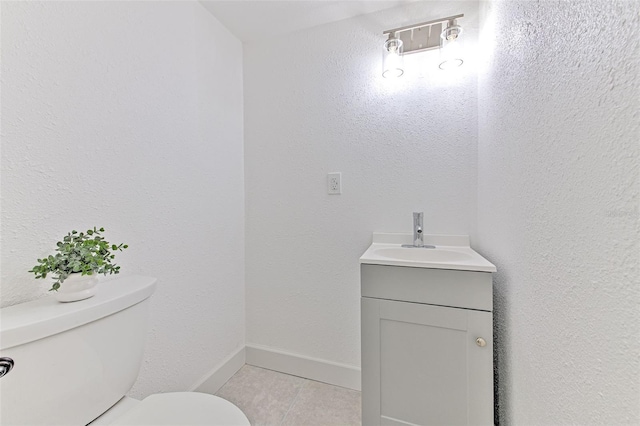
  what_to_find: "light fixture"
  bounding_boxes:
[439,19,464,70]
[382,33,404,78]
[382,14,464,76]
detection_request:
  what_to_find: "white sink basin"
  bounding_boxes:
[373,247,474,263]
[359,233,496,272]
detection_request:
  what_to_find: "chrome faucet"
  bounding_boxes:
[413,211,424,247]
[402,211,435,248]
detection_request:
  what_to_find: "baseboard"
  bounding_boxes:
[190,346,246,394]
[245,344,361,391]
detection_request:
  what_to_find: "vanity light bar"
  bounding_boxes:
[383,14,464,55]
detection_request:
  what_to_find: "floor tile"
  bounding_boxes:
[281,379,362,426]
[216,365,307,426]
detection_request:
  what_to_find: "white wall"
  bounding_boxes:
[0,1,245,398]
[244,1,480,368]
[477,0,639,423]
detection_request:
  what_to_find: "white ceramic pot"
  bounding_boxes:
[55,273,99,303]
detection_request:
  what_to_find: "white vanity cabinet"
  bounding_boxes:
[360,263,494,426]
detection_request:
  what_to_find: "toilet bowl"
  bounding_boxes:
[92,393,249,426]
[0,276,249,426]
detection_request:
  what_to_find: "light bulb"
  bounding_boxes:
[382,37,404,78]
[439,22,464,70]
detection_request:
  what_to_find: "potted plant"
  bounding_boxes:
[29,227,128,302]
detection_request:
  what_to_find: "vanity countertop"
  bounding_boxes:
[359,233,496,273]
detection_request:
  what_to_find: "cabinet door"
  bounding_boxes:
[362,297,493,426]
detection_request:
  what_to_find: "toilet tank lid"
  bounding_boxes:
[0,275,157,350]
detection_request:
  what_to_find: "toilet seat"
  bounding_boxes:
[108,392,250,426]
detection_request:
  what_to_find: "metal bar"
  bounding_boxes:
[383,13,464,35]
[403,45,440,55]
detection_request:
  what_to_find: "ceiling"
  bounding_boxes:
[199,1,414,42]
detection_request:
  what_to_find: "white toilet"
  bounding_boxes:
[0,276,250,426]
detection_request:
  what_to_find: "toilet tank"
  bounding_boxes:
[0,276,156,426]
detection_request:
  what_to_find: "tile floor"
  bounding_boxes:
[215,365,361,426]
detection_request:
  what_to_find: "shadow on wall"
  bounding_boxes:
[492,267,511,426]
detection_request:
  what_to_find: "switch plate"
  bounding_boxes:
[327,172,341,194]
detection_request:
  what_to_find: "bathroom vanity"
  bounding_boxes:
[360,233,496,426]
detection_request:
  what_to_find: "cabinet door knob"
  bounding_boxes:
[476,337,487,347]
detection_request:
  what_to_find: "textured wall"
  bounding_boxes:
[0,1,245,398]
[244,1,480,367]
[477,0,640,423]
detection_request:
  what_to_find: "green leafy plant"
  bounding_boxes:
[29,227,128,291]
